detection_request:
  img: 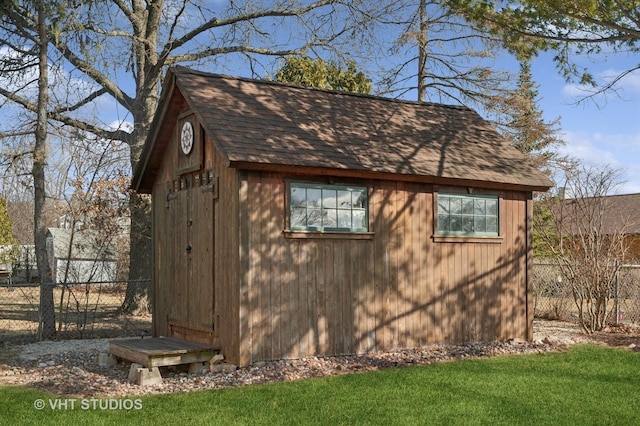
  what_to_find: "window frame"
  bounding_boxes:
[435,192,501,238]
[287,181,370,234]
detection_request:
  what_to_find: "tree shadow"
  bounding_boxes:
[159,71,537,365]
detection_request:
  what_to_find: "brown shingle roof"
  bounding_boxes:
[133,66,553,192]
[558,193,640,235]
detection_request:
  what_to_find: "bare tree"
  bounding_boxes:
[368,0,512,112]
[52,138,130,335]
[535,164,630,333]
[34,0,55,339]
[0,0,380,315]
[349,1,562,178]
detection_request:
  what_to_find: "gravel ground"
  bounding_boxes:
[0,319,637,398]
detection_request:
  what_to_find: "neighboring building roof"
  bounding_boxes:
[557,193,640,236]
[133,66,553,193]
[46,228,116,261]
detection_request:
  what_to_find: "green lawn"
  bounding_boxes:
[2,345,639,425]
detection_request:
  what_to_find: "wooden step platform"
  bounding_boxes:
[109,336,219,368]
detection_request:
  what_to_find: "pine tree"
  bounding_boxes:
[0,197,18,265]
[0,197,16,245]
[500,61,565,259]
[504,61,562,171]
[272,56,372,94]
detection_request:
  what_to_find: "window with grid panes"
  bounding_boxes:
[289,183,368,232]
[437,193,499,236]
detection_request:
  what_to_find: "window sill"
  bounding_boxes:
[432,235,503,244]
[284,230,375,240]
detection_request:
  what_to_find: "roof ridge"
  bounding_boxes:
[566,192,640,200]
[170,65,473,113]
[133,65,554,193]
[607,192,640,197]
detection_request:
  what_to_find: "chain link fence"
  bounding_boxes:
[0,279,152,345]
[533,263,640,325]
[4,266,638,344]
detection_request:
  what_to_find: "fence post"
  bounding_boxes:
[615,268,620,325]
[2,279,152,343]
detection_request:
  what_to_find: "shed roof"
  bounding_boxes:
[47,228,116,261]
[133,66,553,192]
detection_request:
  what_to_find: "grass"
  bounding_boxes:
[1,345,639,425]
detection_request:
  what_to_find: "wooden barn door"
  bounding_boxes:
[168,180,216,345]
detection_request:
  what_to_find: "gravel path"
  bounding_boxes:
[0,320,636,398]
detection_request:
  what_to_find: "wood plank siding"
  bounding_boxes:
[240,172,532,365]
[135,68,550,368]
[149,112,533,368]
[152,124,242,363]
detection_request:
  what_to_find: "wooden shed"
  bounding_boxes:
[132,66,553,367]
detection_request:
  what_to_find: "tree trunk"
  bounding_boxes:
[35,0,55,339]
[121,71,158,314]
[417,0,427,102]
[121,191,152,314]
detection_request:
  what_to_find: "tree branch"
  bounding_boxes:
[52,88,109,114]
[6,5,136,112]
[153,0,336,73]
[0,85,130,142]
[164,45,304,67]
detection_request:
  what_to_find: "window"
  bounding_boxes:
[289,183,368,232]
[437,193,499,236]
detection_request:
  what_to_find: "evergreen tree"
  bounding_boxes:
[0,197,18,265]
[496,61,564,259]
[0,197,16,246]
[449,0,640,93]
[273,56,372,94]
[504,61,562,171]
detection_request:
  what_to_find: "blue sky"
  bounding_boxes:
[5,3,637,198]
[529,52,640,194]
[67,47,640,197]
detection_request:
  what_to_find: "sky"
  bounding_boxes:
[3,3,638,199]
[528,52,640,194]
[95,49,639,196]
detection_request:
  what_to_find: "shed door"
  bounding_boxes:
[167,181,216,344]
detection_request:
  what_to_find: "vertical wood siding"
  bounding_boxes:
[151,121,532,366]
[152,121,242,362]
[241,174,531,364]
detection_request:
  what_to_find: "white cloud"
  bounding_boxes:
[601,68,640,93]
[108,120,133,134]
[559,131,619,166]
[562,68,640,101]
[561,83,594,98]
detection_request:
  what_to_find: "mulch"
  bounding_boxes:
[590,324,640,347]
[1,321,639,398]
